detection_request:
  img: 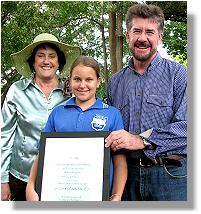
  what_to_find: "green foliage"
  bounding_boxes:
[163,21,187,63]
[96,81,107,102]
[171,54,187,67]
[1,1,187,101]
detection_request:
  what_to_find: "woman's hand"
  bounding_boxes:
[1,183,11,201]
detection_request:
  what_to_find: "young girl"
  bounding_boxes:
[26,56,127,201]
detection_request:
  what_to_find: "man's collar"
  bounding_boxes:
[128,52,162,73]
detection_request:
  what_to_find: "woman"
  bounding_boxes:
[1,33,81,201]
[26,56,127,201]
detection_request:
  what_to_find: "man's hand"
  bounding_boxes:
[105,129,144,151]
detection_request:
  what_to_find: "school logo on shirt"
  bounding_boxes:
[91,114,107,131]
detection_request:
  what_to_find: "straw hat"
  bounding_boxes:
[10,33,81,78]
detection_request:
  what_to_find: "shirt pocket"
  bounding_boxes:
[147,94,173,107]
[146,94,173,125]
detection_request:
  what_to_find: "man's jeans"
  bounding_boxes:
[123,157,187,201]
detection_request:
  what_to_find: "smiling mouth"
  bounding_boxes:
[135,41,151,49]
[137,47,148,49]
[77,90,89,93]
[135,44,151,49]
[41,66,52,70]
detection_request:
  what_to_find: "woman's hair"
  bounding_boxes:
[126,3,165,32]
[70,55,100,79]
[27,43,66,72]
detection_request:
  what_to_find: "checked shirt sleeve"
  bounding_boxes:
[144,66,187,159]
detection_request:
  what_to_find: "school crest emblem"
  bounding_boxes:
[91,114,107,131]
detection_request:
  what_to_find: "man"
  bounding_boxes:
[105,3,187,201]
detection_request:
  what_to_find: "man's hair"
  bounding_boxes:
[126,3,165,32]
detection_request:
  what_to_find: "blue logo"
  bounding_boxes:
[91,114,107,131]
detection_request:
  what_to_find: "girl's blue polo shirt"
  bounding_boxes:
[44,97,123,132]
[43,97,124,191]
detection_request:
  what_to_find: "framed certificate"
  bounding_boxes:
[35,132,110,201]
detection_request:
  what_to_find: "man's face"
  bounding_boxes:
[126,17,163,62]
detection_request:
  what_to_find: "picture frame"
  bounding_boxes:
[35,132,110,201]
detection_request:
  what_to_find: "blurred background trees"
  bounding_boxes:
[1,1,187,105]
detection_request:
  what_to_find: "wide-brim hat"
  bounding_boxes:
[10,33,81,78]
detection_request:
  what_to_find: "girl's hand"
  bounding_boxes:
[26,185,39,201]
[109,194,121,201]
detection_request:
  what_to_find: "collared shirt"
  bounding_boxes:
[1,76,67,182]
[107,53,187,159]
[44,97,124,132]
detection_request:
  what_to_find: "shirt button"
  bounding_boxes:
[136,112,140,116]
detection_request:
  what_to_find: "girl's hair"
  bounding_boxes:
[126,3,165,32]
[27,43,66,72]
[70,56,100,79]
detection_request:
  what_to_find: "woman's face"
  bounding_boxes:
[70,64,100,108]
[33,46,59,80]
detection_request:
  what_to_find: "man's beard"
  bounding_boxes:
[129,41,157,62]
[132,48,157,61]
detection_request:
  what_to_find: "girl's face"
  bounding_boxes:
[70,64,100,109]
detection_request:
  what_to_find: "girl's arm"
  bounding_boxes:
[26,155,39,201]
[110,154,127,201]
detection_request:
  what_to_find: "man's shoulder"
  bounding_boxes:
[104,103,121,115]
[110,66,129,81]
[161,57,187,70]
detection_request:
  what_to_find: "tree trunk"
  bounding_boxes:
[109,11,117,74]
[101,5,109,87]
[116,12,123,71]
